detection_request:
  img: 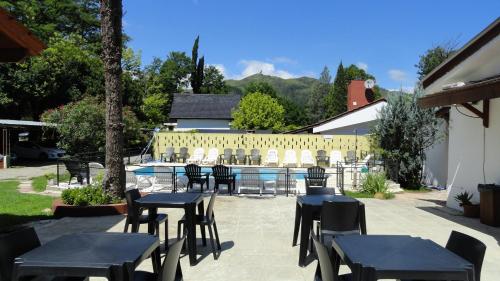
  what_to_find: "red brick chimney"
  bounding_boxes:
[347,80,374,111]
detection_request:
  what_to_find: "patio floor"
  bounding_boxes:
[33,191,500,281]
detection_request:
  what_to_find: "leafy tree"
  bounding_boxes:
[244,81,278,98]
[307,66,331,123]
[190,36,204,93]
[159,51,191,94]
[278,96,308,128]
[325,62,347,117]
[141,93,170,127]
[122,48,145,115]
[201,65,228,94]
[371,91,441,188]
[416,44,456,80]
[232,92,284,131]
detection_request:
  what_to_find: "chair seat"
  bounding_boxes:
[138,213,168,224]
[133,271,157,281]
[178,214,211,225]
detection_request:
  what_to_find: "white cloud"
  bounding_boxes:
[268,57,298,65]
[209,64,228,77]
[387,86,415,94]
[238,60,296,79]
[356,62,368,71]
[388,69,408,82]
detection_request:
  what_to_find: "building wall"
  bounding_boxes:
[154,132,370,166]
[423,122,449,188]
[175,119,231,131]
[446,98,500,210]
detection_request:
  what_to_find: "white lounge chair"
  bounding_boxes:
[187,147,204,164]
[275,169,296,195]
[283,149,297,167]
[151,166,173,192]
[264,149,279,166]
[300,150,315,167]
[238,167,262,195]
[330,150,342,167]
[125,170,137,190]
[202,148,219,165]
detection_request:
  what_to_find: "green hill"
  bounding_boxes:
[225,74,317,104]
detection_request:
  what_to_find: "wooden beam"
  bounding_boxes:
[460,100,489,128]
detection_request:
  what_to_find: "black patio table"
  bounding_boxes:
[135,192,205,266]
[331,235,475,281]
[12,232,160,281]
[292,194,366,267]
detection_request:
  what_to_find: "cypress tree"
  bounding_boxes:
[325,62,347,117]
[190,36,204,93]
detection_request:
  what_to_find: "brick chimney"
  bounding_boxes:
[347,80,375,111]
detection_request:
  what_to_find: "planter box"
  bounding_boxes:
[478,184,500,226]
[52,199,127,218]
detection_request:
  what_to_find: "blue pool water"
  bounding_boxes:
[134,166,307,181]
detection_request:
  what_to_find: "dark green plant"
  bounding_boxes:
[454,191,473,207]
[361,172,389,194]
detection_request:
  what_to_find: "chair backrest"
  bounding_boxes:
[165,147,175,158]
[206,148,219,160]
[321,201,360,234]
[250,149,260,160]
[241,168,260,187]
[301,150,313,162]
[63,159,86,175]
[445,231,486,281]
[159,235,186,281]
[212,165,231,180]
[185,164,202,179]
[193,148,204,159]
[308,166,325,179]
[306,185,333,195]
[317,150,327,159]
[154,166,173,184]
[266,149,278,162]
[0,227,41,281]
[346,150,356,162]
[284,150,297,163]
[311,234,335,281]
[125,189,142,218]
[275,169,296,187]
[223,148,233,160]
[330,150,342,165]
[179,147,188,157]
[236,148,246,160]
[206,192,217,219]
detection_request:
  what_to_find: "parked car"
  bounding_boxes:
[12,141,65,160]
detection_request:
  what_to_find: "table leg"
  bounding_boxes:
[198,199,207,246]
[293,202,301,246]
[299,205,312,267]
[359,203,367,235]
[148,207,157,235]
[186,203,198,265]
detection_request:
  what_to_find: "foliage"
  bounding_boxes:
[416,44,456,80]
[61,185,117,206]
[278,96,309,127]
[454,191,473,207]
[325,62,347,117]
[159,51,192,94]
[361,173,389,194]
[0,180,53,229]
[190,36,205,93]
[244,81,278,98]
[141,92,170,127]
[231,92,285,131]
[307,66,331,123]
[371,91,441,188]
[201,65,228,94]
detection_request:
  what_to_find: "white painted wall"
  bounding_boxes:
[423,122,448,188]
[446,99,500,210]
[174,119,231,131]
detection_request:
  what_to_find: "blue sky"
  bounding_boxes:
[123,0,499,91]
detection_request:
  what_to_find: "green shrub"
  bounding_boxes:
[361,172,389,194]
[61,174,118,206]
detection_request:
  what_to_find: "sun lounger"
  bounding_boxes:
[202,148,219,165]
[283,149,297,167]
[264,149,279,166]
[238,167,262,195]
[330,150,342,167]
[187,147,204,164]
[301,150,315,167]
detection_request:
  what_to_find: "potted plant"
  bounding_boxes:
[454,191,480,218]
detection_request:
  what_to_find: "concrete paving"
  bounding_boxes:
[32,191,500,281]
[0,164,58,180]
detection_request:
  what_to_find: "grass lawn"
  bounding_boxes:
[0,180,54,230]
[31,172,71,192]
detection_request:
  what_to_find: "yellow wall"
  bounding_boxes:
[154,132,369,165]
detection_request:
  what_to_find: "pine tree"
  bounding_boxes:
[307,66,331,123]
[190,36,204,93]
[325,62,347,117]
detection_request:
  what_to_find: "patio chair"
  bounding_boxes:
[161,147,176,163]
[219,148,234,165]
[0,227,88,281]
[301,150,315,167]
[330,150,342,167]
[124,189,168,243]
[283,149,297,167]
[264,149,279,166]
[248,148,261,165]
[125,170,138,190]
[318,201,361,247]
[176,147,188,163]
[316,150,330,167]
[345,150,356,164]
[186,147,204,164]
[185,164,210,192]
[134,235,185,281]
[178,193,221,260]
[275,168,296,195]
[238,167,262,195]
[152,166,173,192]
[305,166,332,195]
[312,233,351,281]
[235,148,247,165]
[212,164,236,195]
[202,148,219,165]
[63,159,88,185]
[444,231,486,281]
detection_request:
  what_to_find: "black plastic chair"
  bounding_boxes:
[305,166,332,195]
[62,159,88,184]
[316,150,330,167]
[248,149,261,165]
[124,189,168,244]
[312,234,351,281]
[445,231,486,281]
[177,193,221,260]
[176,147,188,163]
[161,147,176,163]
[212,164,236,195]
[319,201,361,245]
[185,164,210,192]
[235,148,247,165]
[0,227,88,281]
[134,235,185,281]
[219,148,234,165]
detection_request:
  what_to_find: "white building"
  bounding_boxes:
[419,18,500,210]
[167,94,241,131]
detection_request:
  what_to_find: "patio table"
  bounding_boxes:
[292,194,366,267]
[135,192,205,266]
[12,232,160,281]
[331,235,475,281]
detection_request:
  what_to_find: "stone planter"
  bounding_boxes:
[463,204,480,218]
[52,199,127,218]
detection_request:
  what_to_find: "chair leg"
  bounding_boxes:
[164,218,169,250]
[207,224,218,259]
[213,220,221,251]
[123,216,129,233]
[177,221,183,240]
[155,222,160,238]
[201,224,207,246]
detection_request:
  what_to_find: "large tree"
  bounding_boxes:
[100,0,125,198]
[159,51,191,94]
[201,65,228,94]
[415,44,456,80]
[190,36,204,93]
[232,92,284,131]
[325,62,347,117]
[307,66,331,123]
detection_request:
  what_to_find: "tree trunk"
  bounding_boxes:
[100,0,125,198]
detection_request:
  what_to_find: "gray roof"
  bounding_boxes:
[0,119,52,128]
[169,94,241,120]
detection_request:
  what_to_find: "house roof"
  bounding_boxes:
[286,98,387,134]
[169,94,241,120]
[0,8,46,62]
[0,119,50,128]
